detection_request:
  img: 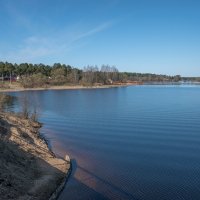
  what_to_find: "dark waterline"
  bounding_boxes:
[9,86,200,200]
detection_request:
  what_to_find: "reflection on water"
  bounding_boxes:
[8,86,200,200]
[0,93,16,111]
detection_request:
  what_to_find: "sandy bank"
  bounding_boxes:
[0,113,70,200]
[0,84,132,93]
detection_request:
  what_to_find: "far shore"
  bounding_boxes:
[1,81,197,93]
[0,83,136,93]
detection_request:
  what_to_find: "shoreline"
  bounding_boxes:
[0,112,71,200]
[1,82,199,93]
[0,83,133,93]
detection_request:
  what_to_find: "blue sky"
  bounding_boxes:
[0,0,200,76]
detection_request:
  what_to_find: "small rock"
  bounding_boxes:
[64,155,70,162]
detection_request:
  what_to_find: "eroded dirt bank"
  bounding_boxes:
[0,113,70,200]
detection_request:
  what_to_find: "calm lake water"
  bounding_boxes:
[9,85,200,200]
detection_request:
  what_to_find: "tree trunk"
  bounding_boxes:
[10,72,12,84]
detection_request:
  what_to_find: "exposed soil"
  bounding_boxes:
[0,113,70,200]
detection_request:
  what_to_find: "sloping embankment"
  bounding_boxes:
[0,113,70,200]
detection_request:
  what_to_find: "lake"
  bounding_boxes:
[9,85,200,200]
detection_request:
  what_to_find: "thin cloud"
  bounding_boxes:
[1,21,115,63]
[73,21,114,41]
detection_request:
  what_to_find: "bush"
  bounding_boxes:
[19,73,48,88]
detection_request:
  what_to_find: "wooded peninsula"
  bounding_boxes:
[0,61,198,89]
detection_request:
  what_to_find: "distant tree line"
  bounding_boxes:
[0,61,187,88]
[181,77,200,82]
[121,72,182,82]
